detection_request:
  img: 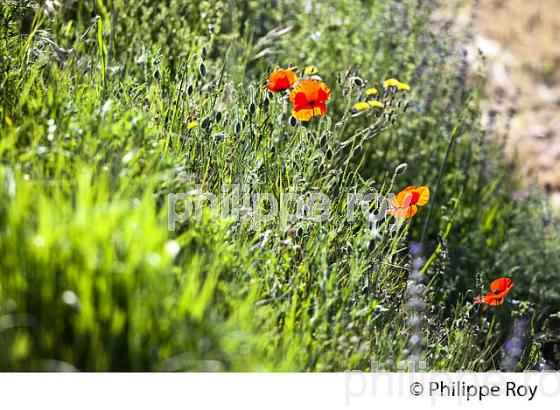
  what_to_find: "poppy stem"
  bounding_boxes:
[420,109,467,245]
[484,314,497,348]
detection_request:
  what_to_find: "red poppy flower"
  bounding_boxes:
[387,186,430,218]
[267,69,298,93]
[474,277,514,306]
[289,79,331,121]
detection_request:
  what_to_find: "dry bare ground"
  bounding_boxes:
[441,0,560,207]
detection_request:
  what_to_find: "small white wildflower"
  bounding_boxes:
[165,240,181,257]
[122,148,138,164]
[101,99,112,117]
[62,290,78,307]
[310,31,322,41]
[146,252,161,267]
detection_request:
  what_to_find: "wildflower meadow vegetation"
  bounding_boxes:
[1,0,560,371]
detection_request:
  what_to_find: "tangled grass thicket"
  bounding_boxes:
[0,0,559,371]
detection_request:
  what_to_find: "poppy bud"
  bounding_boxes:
[201,45,208,57]
[248,102,256,115]
[394,163,407,175]
[352,77,364,87]
[235,121,242,135]
[215,111,222,123]
[289,116,297,127]
[201,116,211,129]
[263,93,271,109]
[199,63,207,77]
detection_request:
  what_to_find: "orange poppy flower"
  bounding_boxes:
[474,277,514,306]
[289,79,331,121]
[387,186,430,218]
[267,69,298,93]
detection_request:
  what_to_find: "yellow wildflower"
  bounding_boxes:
[365,87,378,96]
[187,120,199,129]
[368,100,383,108]
[397,82,410,91]
[304,65,319,76]
[5,115,13,127]
[383,78,410,91]
[354,102,371,111]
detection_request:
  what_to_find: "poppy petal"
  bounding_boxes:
[415,186,430,206]
[289,79,330,121]
[294,92,308,107]
[390,191,406,208]
[316,102,327,116]
[388,205,417,219]
[475,277,514,306]
[268,69,298,92]
[490,277,513,293]
[484,294,505,306]
[391,186,430,209]
[318,87,330,102]
[291,107,314,121]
